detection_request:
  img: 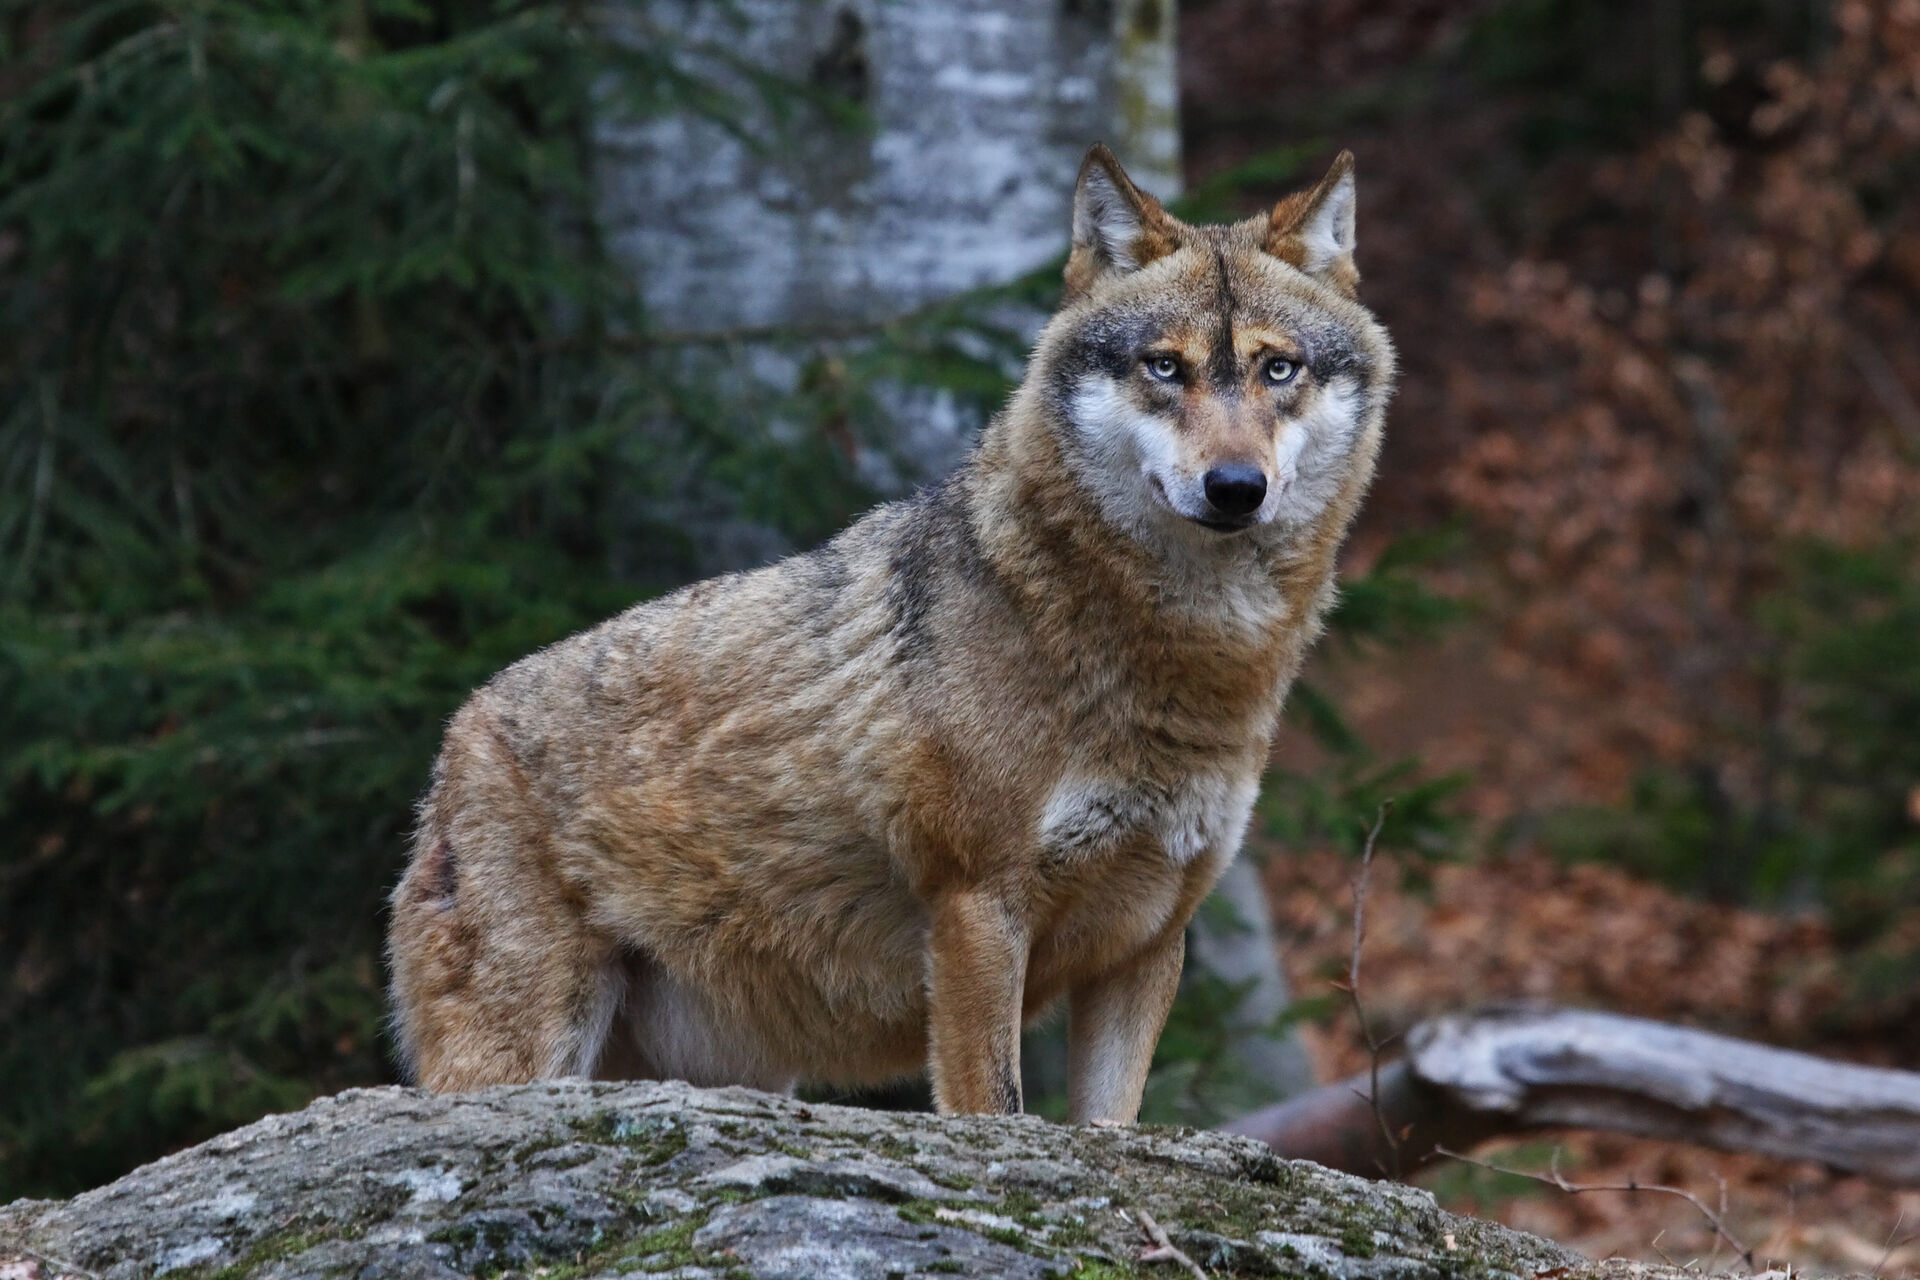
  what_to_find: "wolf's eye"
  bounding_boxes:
[1145,355,1182,382]
[1264,357,1299,385]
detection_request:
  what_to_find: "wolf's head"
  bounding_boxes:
[1028,145,1394,549]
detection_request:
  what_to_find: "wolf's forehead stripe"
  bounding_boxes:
[1207,250,1238,389]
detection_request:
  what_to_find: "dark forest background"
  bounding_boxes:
[3,0,1917,1261]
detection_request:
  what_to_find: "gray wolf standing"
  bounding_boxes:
[387,144,1394,1121]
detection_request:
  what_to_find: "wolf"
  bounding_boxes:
[387,144,1394,1122]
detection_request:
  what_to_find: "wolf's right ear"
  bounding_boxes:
[1065,143,1178,298]
[1264,151,1360,297]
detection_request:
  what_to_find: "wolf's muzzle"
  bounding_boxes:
[1202,465,1267,521]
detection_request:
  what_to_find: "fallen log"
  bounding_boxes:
[1223,1005,1920,1185]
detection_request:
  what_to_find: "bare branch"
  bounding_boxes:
[1873,1208,1913,1279]
[1135,1208,1210,1280]
[1434,1144,1755,1272]
[1848,331,1920,452]
[1341,801,1399,1179]
[7,1243,102,1280]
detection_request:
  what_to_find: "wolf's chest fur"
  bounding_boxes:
[1037,767,1260,867]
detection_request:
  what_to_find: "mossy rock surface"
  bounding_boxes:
[0,1081,1699,1279]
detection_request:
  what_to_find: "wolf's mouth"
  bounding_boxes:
[1148,475,1254,533]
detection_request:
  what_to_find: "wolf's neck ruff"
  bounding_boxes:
[386,144,1394,1126]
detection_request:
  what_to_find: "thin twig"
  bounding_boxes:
[1434,1145,1756,1272]
[1872,1207,1911,1278]
[1649,1230,1675,1267]
[8,377,58,599]
[6,1243,102,1280]
[1339,800,1399,1178]
[1708,1176,1731,1272]
[1649,1228,1701,1273]
[1135,1208,1209,1280]
[1847,331,1920,453]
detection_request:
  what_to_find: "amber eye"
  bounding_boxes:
[1264,357,1299,385]
[1145,355,1182,382]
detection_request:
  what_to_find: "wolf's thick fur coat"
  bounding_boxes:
[387,146,1395,1121]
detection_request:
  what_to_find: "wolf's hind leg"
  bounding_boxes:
[388,821,623,1090]
[387,712,622,1091]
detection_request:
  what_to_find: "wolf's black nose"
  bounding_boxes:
[1203,465,1267,518]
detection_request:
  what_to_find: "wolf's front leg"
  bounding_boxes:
[926,887,1029,1114]
[1066,927,1185,1124]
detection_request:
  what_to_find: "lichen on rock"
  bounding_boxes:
[0,1081,1698,1279]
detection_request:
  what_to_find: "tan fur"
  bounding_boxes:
[1266,150,1362,297]
[387,145,1395,1122]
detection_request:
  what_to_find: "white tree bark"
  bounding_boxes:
[598,0,1182,334]
[1186,856,1320,1105]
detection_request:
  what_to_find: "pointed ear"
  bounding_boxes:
[1264,150,1359,296]
[1065,143,1178,298]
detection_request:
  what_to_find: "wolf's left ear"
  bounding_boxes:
[1065,143,1178,298]
[1264,151,1359,296]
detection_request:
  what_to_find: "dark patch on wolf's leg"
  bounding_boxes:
[997,1060,1024,1114]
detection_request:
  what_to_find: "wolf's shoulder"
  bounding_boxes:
[472,478,972,705]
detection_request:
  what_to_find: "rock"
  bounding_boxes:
[0,1080,1707,1279]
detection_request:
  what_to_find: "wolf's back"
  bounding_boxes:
[386,488,965,1086]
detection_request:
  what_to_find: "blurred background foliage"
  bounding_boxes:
[1190,0,1920,1257]
[3,0,1917,1233]
[0,0,707,1195]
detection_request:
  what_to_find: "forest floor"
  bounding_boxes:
[1265,837,1920,1274]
